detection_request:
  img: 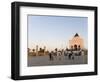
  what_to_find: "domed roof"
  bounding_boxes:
[74,33,79,37]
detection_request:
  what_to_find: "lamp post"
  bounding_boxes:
[44,46,46,55]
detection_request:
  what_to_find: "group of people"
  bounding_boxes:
[48,48,84,61]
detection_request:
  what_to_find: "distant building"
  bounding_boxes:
[69,33,84,49]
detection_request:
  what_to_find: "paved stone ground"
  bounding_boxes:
[28,55,87,67]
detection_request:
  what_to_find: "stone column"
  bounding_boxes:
[36,45,38,56]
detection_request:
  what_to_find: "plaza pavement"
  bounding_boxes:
[28,55,87,67]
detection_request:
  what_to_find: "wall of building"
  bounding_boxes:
[69,35,84,49]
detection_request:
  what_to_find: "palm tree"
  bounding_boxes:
[32,49,35,52]
[39,48,42,52]
[55,48,58,52]
[32,49,36,56]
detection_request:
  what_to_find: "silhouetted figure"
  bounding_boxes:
[57,51,61,60]
[78,50,82,56]
[54,48,58,56]
[49,51,53,61]
[72,56,74,60]
[64,48,68,56]
[68,54,72,59]
[68,50,72,59]
[68,50,74,60]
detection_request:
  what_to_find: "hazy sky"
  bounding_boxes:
[28,15,88,51]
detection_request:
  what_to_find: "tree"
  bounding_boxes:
[39,48,42,52]
[55,48,58,52]
[32,49,35,52]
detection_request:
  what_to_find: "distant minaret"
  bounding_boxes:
[44,46,46,55]
[36,45,38,56]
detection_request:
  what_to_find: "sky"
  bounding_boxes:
[28,15,88,51]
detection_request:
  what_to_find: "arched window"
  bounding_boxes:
[78,45,81,50]
[74,44,77,50]
[71,46,73,49]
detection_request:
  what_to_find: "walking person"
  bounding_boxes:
[58,51,62,61]
[61,49,64,60]
[54,48,58,60]
[64,48,68,56]
[49,51,53,61]
[68,50,73,60]
[71,51,74,60]
[68,53,72,60]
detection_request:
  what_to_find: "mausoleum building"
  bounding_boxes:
[69,33,84,50]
